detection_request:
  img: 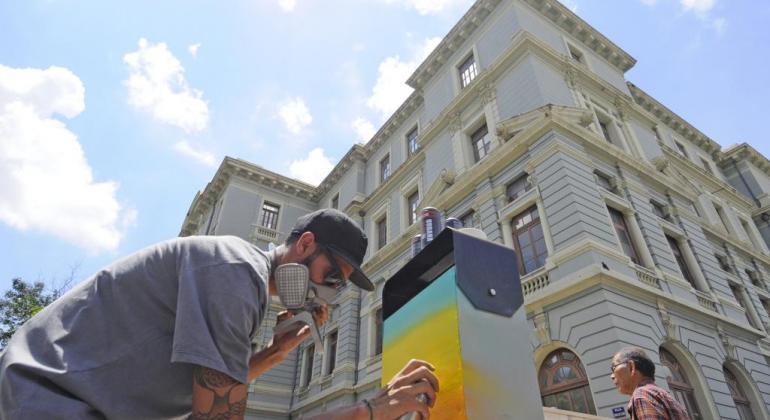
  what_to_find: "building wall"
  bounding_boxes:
[181,1,770,419]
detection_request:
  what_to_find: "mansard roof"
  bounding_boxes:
[407,0,636,89]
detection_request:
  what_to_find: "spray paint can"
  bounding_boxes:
[399,394,428,420]
[411,234,423,258]
[421,207,442,245]
[444,217,462,230]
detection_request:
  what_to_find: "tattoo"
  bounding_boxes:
[191,367,248,419]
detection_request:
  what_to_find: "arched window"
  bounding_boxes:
[724,368,755,420]
[659,348,702,419]
[538,349,596,415]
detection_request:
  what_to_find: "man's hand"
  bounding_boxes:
[247,306,329,382]
[370,359,439,419]
[269,307,329,355]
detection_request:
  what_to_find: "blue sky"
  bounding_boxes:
[1,0,768,293]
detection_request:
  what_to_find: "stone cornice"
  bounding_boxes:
[361,91,424,160]
[407,0,635,90]
[418,30,634,152]
[659,145,755,211]
[627,82,722,156]
[179,157,317,236]
[720,143,770,180]
[313,145,367,200]
[407,0,502,89]
[521,0,635,72]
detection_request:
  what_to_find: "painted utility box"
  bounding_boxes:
[382,228,544,420]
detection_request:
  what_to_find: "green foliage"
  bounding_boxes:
[0,278,61,349]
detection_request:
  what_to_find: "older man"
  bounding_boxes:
[610,347,691,420]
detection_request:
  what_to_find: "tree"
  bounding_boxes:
[0,278,61,349]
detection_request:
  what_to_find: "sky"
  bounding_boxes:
[1,0,768,293]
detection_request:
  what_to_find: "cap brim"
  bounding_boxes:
[327,246,374,291]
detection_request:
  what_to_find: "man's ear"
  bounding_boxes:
[627,360,637,375]
[295,231,317,256]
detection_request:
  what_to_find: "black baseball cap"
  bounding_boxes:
[290,208,374,291]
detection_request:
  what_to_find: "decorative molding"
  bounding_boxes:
[717,323,737,360]
[657,300,678,341]
[521,0,635,72]
[628,83,721,157]
[533,311,552,345]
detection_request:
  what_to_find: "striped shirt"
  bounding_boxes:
[627,379,691,420]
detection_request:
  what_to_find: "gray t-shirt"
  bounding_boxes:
[0,235,270,420]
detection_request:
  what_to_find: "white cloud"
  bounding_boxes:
[123,38,209,133]
[0,64,131,252]
[379,0,471,15]
[188,43,201,58]
[680,0,715,14]
[278,97,312,134]
[351,117,376,143]
[367,37,441,120]
[173,140,217,167]
[289,147,334,185]
[278,0,296,12]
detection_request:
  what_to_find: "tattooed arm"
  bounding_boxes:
[190,366,248,420]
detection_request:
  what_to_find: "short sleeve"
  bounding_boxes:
[170,263,265,384]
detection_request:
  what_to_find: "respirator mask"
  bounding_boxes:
[272,257,341,353]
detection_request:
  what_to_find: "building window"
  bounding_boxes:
[675,141,689,158]
[538,349,597,415]
[595,171,615,192]
[715,254,732,273]
[302,344,314,387]
[700,157,714,175]
[688,200,701,217]
[261,202,280,230]
[325,331,338,375]
[730,283,759,329]
[460,210,475,228]
[377,217,387,250]
[506,174,531,203]
[761,298,770,318]
[741,219,760,247]
[724,368,756,420]
[651,200,669,220]
[660,348,702,420]
[471,124,491,163]
[511,206,547,275]
[745,269,762,288]
[458,54,478,88]
[380,154,391,183]
[374,308,383,356]
[407,190,420,226]
[715,204,730,232]
[598,119,613,144]
[608,207,641,265]
[666,235,696,288]
[406,126,419,157]
[331,194,339,210]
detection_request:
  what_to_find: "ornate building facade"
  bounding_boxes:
[180,1,770,418]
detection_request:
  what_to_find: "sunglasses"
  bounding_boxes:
[316,246,346,289]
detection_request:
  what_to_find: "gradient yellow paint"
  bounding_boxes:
[382,273,466,418]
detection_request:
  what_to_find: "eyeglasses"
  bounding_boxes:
[315,246,345,289]
[610,361,627,374]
